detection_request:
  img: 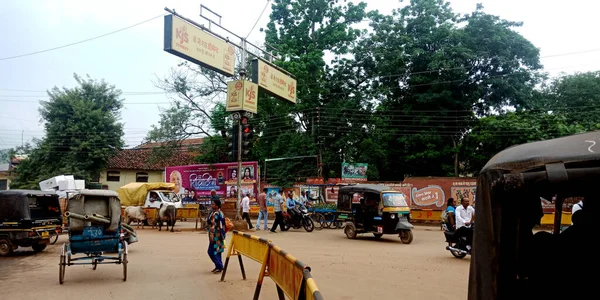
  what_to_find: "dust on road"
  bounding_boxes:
[0,225,469,300]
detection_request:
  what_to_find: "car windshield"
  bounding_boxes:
[28,196,61,219]
[382,193,408,207]
[160,191,180,202]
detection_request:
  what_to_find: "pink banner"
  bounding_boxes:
[166,162,258,203]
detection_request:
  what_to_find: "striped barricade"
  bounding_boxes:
[220,230,324,300]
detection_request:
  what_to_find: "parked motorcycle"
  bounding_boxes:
[443,224,473,259]
[282,204,315,232]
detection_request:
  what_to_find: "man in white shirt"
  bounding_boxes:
[299,191,308,206]
[571,200,583,225]
[240,193,253,230]
[455,198,475,249]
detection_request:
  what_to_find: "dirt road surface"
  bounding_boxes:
[0,224,469,300]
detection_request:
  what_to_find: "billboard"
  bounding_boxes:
[341,163,368,181]
[165,162,258,204]
[164,14,235,77]
[226,79,258,114]
[251,58,297,103]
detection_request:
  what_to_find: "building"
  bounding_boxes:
[98,138,203,191]
[0,155,27,190]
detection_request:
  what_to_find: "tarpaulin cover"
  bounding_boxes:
[117,182,175,206]
[469,130,600,300]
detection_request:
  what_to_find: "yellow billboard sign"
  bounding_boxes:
[251,59,297,104]
[226,80,258,114]
[164,14,236,77]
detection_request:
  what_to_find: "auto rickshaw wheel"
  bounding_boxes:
[373,233,383,239]
[32,243,47,253]
[399,230,414,244]
[0,239,12,256]
[345,224,357,239]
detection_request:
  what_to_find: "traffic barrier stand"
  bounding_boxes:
[220,230,324,300]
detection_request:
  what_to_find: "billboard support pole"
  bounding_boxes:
[235,39,248,221]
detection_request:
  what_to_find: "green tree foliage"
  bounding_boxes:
[10,74,124,188]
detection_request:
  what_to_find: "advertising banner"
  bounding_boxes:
[226,79,258,114]
[163,15,235,77]
[166,162,258,204]
[341,163,368,181]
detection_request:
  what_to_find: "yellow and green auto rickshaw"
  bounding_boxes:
[469,131,598,300]
[337,184,413,243]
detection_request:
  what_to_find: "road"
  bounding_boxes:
[0,224,470,300]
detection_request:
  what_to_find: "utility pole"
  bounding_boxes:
[317,106,323,179]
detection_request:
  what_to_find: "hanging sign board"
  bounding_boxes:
[226,80,258,114]
[251,58,297,104]
[164,14,236,77]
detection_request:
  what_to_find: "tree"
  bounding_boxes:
[461,111,584,174]
[355,0,542,179]
[10,74,124,188]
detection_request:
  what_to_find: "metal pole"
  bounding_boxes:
[236,117,242,220]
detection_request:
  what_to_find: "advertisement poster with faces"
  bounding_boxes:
[165,162,258,203]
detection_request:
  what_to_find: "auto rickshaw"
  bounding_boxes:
[337,184,413,243]
[469,131,599,300]
[0,190,63,256]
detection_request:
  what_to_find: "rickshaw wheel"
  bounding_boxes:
[122,242,128,281]
[373,233,383,239]
[0,239,13,256]
[59,248,66,284]
[399,230,413,244]
[345,224,357,239]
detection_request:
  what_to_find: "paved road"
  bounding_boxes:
[0,224,470,300]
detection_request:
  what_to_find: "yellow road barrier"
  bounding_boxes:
[220,230,324,300]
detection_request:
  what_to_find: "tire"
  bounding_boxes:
[122,242,128,281]
[32,243,47,253]
[59,249,66,284]
[373,233,383,239]
[451,249,467,259]
[303,218,315,232]
[0,239,12,256]
[399,230,414,244]
[345,224,357,239]
[281,222,290,231]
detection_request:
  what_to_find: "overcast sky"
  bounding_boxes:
[1,0,599,150]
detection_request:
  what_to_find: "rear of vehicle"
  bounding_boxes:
[0,190,62,255]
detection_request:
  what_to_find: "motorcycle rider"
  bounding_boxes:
[455,198,475,250]
[286,192,300,222]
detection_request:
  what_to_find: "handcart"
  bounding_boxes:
[59,190,129,284]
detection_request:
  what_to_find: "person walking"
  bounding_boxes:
[241,193,254,229]
[256,188,269,230]
[207,199,226,273]
[270,189,285,233]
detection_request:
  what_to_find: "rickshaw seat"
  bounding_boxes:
[67,195,121,233]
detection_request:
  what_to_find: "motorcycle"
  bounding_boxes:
[443,224,473,259]
[282,204,315,232]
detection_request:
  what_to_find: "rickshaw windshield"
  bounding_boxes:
[28,196,61,219]
[382,193,408,207]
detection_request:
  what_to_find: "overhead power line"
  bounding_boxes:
[246,0,271,39]
[0,13,166,62]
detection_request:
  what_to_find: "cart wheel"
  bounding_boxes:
[122,242,128,282]
[324,213,335,228]
[399,230,414,244]
[59,244,66,284]
[0,239,13,256]
[315,213,325,230]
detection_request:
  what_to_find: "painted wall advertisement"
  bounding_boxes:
[166,162,258,204]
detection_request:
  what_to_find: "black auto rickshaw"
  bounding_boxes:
[0,190,62,256]
[337,184,413,243]
[469,131,599,300]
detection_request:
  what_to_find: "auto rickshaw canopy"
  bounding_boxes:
[0,190,59,221]
[469,130,600,300]
[337,184,404,211]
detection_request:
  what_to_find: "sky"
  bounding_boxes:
[1,0,599,150]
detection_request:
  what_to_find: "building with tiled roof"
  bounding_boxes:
[98,139,202,191]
